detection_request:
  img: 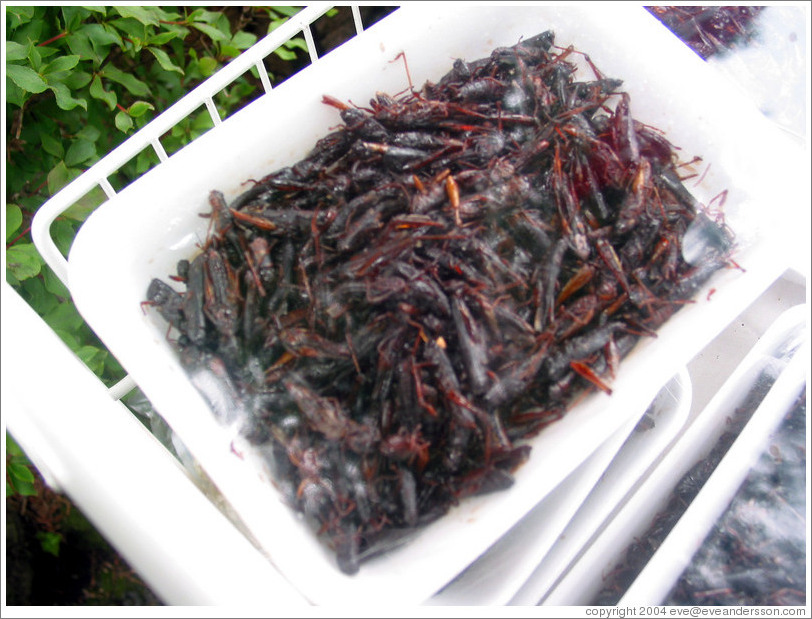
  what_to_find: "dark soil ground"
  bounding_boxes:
[6,470,163,606]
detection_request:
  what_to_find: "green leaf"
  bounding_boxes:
[211,12,232,33]
[271,7,302,18]
[6,80,26,108]
[36,46,59,60]
[6,244,43,281]
[147,46,184,74]
[191,109,215,131]
[84,6,107,16]
[20,277,60,315]
[6,6,36,30]
[7,270,20,288]
[77,125,102,143]
[43,301,85,334]
[197,56,218,77]
[36,531,62,558]
[27,44,42,71]
[62,6,92,32]
[283,38,310,53]
[133,148,158,175]
[102,63,150,97]
[115,110,134,133]
[6,41,29,61]
[63,185,107,222]
[65,31,96,62]
[185,8,207,21]
[53,329,82,351]
[80,22,122,64]
[42,55,81,75]
[104,355,126,383]
[12,9,44,45]
[273,46,298,61]
[98,22,125,49]
[40,132,64,158]
[7,434,25,457]
[8,461,36,484]
[268,18,290,34]
[114,6,160,26]
[219,44,241,59]
[65,139,97,167]
[216,80,256,109]
[161,23,191,42]
[148,31,179,46]
[47,160,73,195]
[18,194,43,212]
[191,22,230,43]
[6,204,23,240]
[6,64,48,94]
[128,100,155,118]
[89,75,117,111]
[10,476,38,497]
[42,266,70,299]
[51,218,77,256]
[109,17,147,43]
[231,31,257,50]
[76,345,108,376]
[63,70,92,90]
[47,80,88,111]
[189,9,227,25]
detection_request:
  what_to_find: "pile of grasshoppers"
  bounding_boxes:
[145,30,734,574]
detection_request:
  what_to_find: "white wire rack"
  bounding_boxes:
[30,4,367,400]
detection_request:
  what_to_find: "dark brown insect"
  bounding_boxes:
[645,6,765,60]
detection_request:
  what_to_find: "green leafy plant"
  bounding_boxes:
[6,436,65,556]
[5,2,310,513]
[6,434,37,497]
[5,6,311,388]
[35,530,63,557]
[263,6,312,60]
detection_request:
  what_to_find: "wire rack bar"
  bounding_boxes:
[29,4,349,400]
[31,5,336,290]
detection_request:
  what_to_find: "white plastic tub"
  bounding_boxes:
[542,303,808,606]
[619,307,808,606]
[430,368,692,606]
[65,4,805,605]
[509,368,693,605]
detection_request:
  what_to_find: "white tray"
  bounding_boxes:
[68,4,805,606]
[543,303,808,606]
[509,368,693,605]
[620,306,808,606]
[430,368,691,606]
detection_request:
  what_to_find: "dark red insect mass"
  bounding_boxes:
[645,6,765,60]
[144,31,734,574]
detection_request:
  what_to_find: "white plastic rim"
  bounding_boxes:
[430,367,692,606]
[66,4,805,606]
[542,303,808,606]
[620,313,808,605]
[706,5,808,140]
[509,367,693,605]
[2,284,308,606]
[29,5,336,290]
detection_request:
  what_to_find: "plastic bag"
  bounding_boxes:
[647,6,807,137]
